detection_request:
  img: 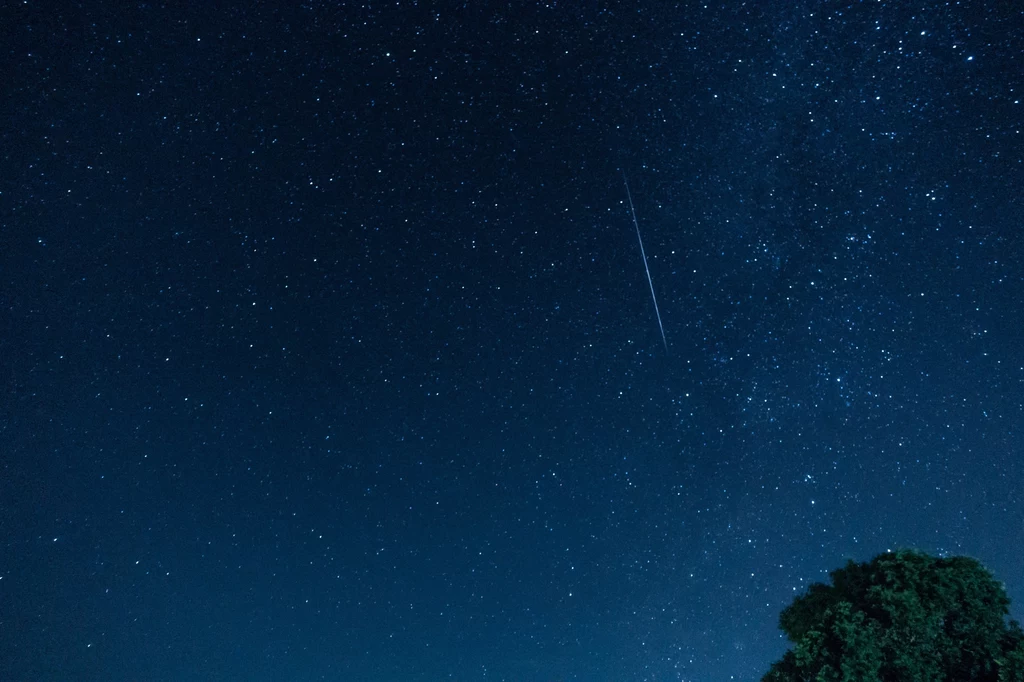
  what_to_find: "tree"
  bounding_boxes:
[763,549,1024,682]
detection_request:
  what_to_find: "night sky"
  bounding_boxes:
[2,2,1022,681]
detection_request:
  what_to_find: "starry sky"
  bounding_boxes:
[2,2,1022,681]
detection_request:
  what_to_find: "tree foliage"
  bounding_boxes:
[763,550,1024,682]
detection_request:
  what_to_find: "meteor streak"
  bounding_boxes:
[622,172,668,353]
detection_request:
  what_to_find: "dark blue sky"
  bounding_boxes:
[2,2,1022,680]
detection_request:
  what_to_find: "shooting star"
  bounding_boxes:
[622,172,668,353]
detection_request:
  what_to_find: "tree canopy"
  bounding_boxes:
[764,550,1024,682]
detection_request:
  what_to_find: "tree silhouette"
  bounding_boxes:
[764,550,1024,681]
